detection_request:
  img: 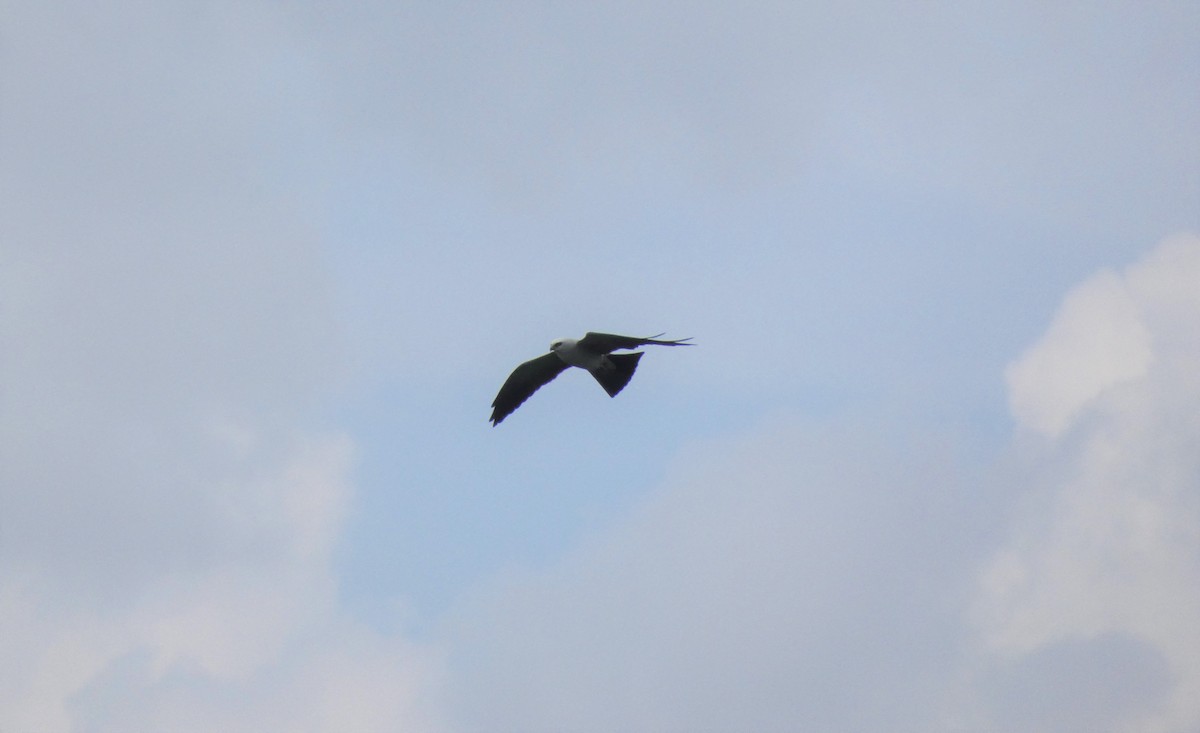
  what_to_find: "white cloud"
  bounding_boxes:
[978,233,1200,732]
[1005,268,1153,438]
[1006,234,1200,441]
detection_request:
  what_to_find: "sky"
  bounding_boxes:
[1,2,1198,731]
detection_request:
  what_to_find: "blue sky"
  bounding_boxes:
[3,2,1199,731]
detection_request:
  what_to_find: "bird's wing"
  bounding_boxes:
[577,332,694,353]
[490,352,570,426]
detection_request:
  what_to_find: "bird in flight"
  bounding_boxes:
[490,332,693,426]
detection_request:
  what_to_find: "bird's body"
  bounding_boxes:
[490,332,693,425]
[548,338,600,369]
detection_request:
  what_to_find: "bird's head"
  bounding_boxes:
[549,338,574,352]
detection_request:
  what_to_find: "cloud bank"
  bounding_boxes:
[980,234,1200,732]
[0,3,443,730]
[442,234,1200,733]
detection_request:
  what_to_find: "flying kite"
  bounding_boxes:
[490,332,693,425]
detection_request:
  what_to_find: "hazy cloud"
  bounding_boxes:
[979,632,1173,733]
[1,2,442,730]
[978,234,1200,733]
[442,417,987,732]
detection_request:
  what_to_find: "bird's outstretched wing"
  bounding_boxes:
[490,352,570,426]
[577,332,694,353]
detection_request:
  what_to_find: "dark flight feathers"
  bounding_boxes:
[489,352,569,426]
